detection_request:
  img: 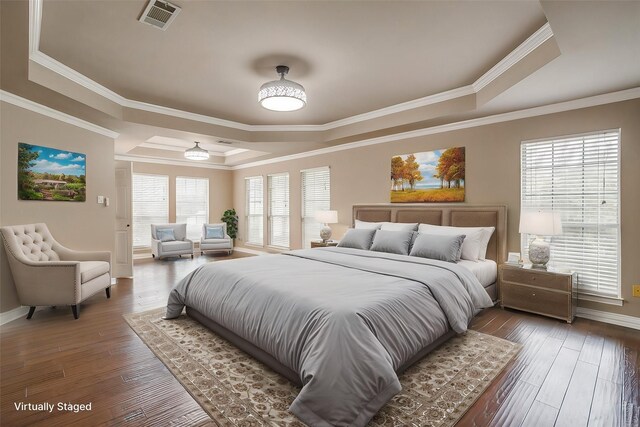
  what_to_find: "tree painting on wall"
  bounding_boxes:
[390,147,465,203]
[18,143,86,202]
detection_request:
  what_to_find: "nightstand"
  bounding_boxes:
[499,264,577,323]
[310,240,339,248]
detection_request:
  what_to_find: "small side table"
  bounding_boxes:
[499,263,577,323]
[310,240,339,248]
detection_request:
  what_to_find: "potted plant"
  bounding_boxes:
[221,209,238,240]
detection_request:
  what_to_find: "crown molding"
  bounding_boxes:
[473,23,554,92]
[28,0,554,133]
[0,90,120,139]
[114,153,232,170]
[232,87,640,170]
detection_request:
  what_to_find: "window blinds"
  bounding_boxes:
[520,130,620,296]
[132,174,169,248]
[268,173,290,248]
[176,177,209,241]
[245,176,264,245]
[302,167,330,248]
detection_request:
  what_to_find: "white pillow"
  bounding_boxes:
[355,220,383,230]
[418,224,486,262]
[380,222,418,232]
[478,227,495,260]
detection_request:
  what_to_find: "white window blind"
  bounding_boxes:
[245,176,264,245]
[132,173,169,248]
[520,130,620,297]
[302,167,330,248]
[176,177,209,241]
[268,173,290,248]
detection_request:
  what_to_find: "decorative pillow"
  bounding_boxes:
[156,228,176,242]
[354,220,383,230]
[410,233,466,263]
[205,225,225,239]
[370,230,414,255]
[380,222,419,232]
[418,224,484,261]
[337,229,376,250]
[478,227,496,260]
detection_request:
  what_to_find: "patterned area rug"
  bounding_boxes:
[124,308,520,426]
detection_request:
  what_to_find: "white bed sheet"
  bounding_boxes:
[457,259,497,288]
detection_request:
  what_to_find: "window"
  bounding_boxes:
[268,173,290,248]
[132,173,169,248]
[521,130,620,297]
[245,176,264,245]
[301,167,331,248]
[176,177,209,241]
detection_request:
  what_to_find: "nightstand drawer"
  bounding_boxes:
[501,268,570,291]
[501,283,570,320]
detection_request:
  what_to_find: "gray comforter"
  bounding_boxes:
[165,247,493,426]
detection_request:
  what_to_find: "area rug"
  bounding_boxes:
[124,308,520,427]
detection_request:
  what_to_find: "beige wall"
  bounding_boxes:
[233,99,640,318]
[1,102,116,312]
[131,162,233,229]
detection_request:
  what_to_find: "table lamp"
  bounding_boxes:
[519,209,563,268]
[314,210,338,242]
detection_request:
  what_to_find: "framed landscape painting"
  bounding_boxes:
[390,147,465,203]
[18,143,86,202]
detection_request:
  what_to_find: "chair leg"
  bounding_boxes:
[71,305,79,319]
[26,306,36,319]
[152,254,155,258]
[106,286,111,299]
[191,254,194,259]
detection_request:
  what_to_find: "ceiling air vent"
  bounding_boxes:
[139,0,181,31]
[217,140,234,145]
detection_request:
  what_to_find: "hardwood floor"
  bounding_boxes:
[1,253,638,426]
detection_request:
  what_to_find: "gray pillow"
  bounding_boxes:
[370,230,414,255]
[156,228,176,242]
[337,229,376,250]
[409,233,466,263]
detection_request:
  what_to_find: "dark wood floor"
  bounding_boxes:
[1,253,638,426]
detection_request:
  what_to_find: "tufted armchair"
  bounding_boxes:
[150,223,194,259]
[0,223,112,319]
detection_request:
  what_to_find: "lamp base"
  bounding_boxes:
[319,225,332,243]
[529,237,550,268]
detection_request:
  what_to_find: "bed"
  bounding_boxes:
[165,204,507,427]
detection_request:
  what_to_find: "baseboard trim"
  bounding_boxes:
[576,307,640,330]
[0,306,29,326]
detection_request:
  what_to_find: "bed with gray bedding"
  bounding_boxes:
[165,246,493,427]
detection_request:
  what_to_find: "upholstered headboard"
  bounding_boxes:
[352,204,507,263]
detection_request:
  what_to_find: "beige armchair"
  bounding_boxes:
[0,223,111,319]
[150,223,194,259]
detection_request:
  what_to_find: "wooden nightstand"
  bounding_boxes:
[310,240,339,248]
[499,264,577,323]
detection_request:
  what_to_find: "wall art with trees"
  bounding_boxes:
[390,147,465,203]
[18,143,86,202]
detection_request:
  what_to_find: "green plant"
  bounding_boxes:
[221,209,238,239]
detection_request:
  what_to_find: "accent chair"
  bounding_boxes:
[150,223,194,259]
[200,223,233,255]
[0,223,112,319]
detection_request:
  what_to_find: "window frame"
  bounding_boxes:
[267,172,290,249]
[301,166,331,248]
[175,176,209,241]
[520,129,622,304]
[245,176,264,246]
[132,173,169,249]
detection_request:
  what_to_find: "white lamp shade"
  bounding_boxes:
[314,210,338,224]
[519,210,563,236]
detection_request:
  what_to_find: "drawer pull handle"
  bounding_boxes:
[532,293,536,297]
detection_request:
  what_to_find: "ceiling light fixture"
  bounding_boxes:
[184,141,209,160]
[258,65,307,112]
